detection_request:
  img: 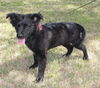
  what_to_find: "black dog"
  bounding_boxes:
[6,12,88,82]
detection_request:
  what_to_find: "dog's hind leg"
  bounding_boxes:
[63,44,73,57]
[75,44,88,60]
[29,54,38,69]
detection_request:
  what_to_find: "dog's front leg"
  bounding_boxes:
[36,53,47,82]
[29,54,39,69]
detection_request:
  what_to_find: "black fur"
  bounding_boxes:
[6,12,88,82]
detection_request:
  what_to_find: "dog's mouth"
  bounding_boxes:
[18,38,25,45]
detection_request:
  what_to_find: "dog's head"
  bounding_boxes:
[6,12,43,44]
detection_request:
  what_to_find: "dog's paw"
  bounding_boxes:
[62,54,70,57]
[83,55,89,60]
[36,76,44,82]
[29,64,38,69]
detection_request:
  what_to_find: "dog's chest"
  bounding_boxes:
[25,37,36,52]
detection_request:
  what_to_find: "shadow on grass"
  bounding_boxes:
[0,50,65,76]
[0,46,83,77]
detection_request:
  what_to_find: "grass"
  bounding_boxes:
[0,0,100,88]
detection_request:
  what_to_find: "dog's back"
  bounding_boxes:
[42,22,86,49]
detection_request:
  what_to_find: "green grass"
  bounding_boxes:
[0,0,100,88]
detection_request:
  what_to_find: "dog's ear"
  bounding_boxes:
[31,13,43,22]
[6,13,21,27]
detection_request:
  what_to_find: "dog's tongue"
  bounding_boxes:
[18,39,25,45]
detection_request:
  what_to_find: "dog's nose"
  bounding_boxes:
[17,34,23,38]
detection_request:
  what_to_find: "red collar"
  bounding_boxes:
[38,24,43,31]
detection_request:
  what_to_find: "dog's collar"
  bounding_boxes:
[38,24,43,31]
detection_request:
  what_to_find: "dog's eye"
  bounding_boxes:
[23,24,27,28]
[17,24,20,27]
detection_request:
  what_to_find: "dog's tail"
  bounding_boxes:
[74,23,86,46]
